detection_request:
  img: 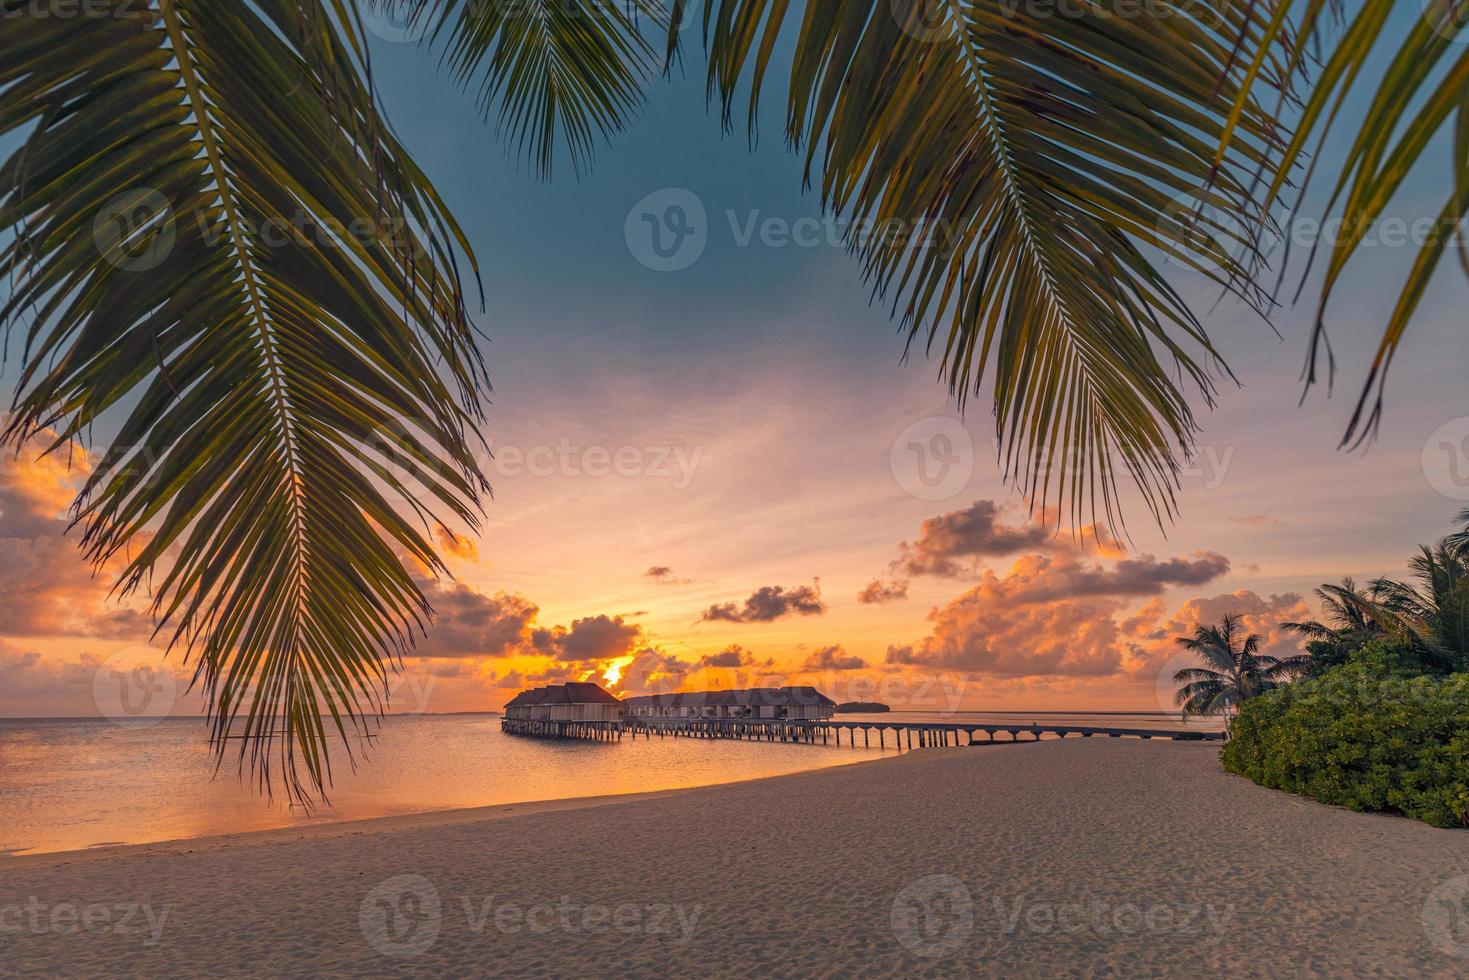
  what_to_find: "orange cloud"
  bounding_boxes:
[0,434,152,640]
[435,527,480,561]
[885,550,1238,678]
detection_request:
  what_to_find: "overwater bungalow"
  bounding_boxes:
[502,682,624,723]
[621,686,836,721]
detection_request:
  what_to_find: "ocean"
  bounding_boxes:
[0,711,1218,856]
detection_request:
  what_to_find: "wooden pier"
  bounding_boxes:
[619,717,1222,747]
[500,718,624,741]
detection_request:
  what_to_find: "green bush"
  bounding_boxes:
[1221,643,1469,829]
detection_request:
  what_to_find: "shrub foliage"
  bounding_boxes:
[1221,644,1469,829]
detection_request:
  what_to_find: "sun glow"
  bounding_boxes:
[601,655,636,688]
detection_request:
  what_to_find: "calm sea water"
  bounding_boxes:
[0,711,1217,856]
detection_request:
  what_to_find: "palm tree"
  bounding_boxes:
[1281,577,1387,675]
[1173,614,1301,719]
[1366,542,1469,674]
[3,1,1465,798]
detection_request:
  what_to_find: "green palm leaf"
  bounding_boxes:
[1219,1,1469,446]
[1,0,489,803]
[380,0,666,176]
[671,0,1293,528]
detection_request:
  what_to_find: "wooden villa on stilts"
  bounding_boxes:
[500,682,624,740]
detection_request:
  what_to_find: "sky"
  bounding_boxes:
[3,4,1467,719]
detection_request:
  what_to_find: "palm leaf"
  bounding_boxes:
[380,0,665,176]
[670,0,1295,529]
[0,0,489,803]
[1219,1,1469,446]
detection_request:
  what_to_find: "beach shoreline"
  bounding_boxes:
[6,740,1466,976]
[0,747,924,869]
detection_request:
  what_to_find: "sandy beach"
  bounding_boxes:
[5,739,1467,977]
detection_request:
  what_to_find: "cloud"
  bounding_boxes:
[700,581,826,623]
[700,644,756,668]
[802,644,867,671]
[435,527,480,561]
[983,551,1231,604]
[0,435,153,640]
[897,500,1054,577]
[645,565,693,585]
[1122,590,1310,676]
[884,550,1234,678]
[863,500,1128,603]
[414,582,539,659]
[857,578,908,605]
[532,614,643,663]
[619,647,696,695]
[0,643,197,717]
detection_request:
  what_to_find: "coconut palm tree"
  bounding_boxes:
[4,1,1467,798]
[1281,577,1387,675]
[1173,614,1301,719]
[1366,542,1469,674]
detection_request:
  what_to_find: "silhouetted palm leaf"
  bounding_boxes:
[1,0,489,802]
[671,0,1295,529]
[380,0,666,176]
[1222,1,1469,445]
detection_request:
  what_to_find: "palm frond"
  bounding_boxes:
[383,0,665,177]
[0,0,489,803]
[670,0,1295,530]
[1222,1,1469,446]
